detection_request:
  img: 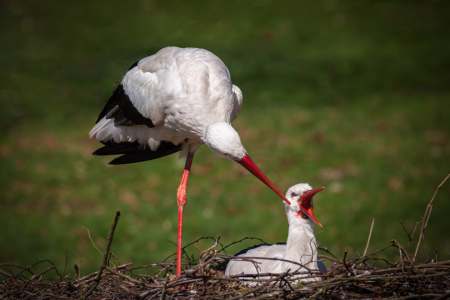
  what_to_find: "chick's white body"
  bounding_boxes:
[225,183,326,283]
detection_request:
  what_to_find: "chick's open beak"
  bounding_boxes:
[298,187,325,227]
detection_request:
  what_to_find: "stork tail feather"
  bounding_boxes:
[93,140,182,165]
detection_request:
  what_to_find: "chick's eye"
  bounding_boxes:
[291,192,298,197]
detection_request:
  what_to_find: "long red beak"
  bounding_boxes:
[239,155,325,227]
[239,155,292,205]
[298,187,324,227]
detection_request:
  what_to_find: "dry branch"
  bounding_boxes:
[79,210,121,300]
[363,218,375,256]
[1,177,449,299]
[413,173,450,262]
[2,234,449,299]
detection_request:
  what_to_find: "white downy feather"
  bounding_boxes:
[225,183,326,284]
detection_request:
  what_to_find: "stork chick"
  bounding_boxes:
[225,183,326,282]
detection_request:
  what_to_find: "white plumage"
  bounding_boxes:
[90,47,317,277]
[90,47,243,156]
[225,183,326,283]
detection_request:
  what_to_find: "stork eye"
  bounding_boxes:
[291,192,298,197]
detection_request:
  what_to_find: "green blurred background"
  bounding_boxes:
[1,0,449,275]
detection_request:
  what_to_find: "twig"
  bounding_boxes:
[29,265,56,281]
[160,283,166,300]
[398,241,405,274]
[422,205,434,258]
[217,236,267,253]
[407,222,420,250]
[391,240,420,274]
[217,253,313,273]
[445,244,450,255]
[413,173,450,262]
[63,249,69,280]
[342,250,352,276]
[184,236,225,253]
[400,221,412,245]
[0,263,35,276]
[66,248,85,273]
[309,280,330,299]
[318,254,342,264]
[424,248,438,264]
[73,263,134,283]
[4,260,62,283]
[227,270,291,300]
[74,264,80,278]
[318,246,340,261]
[79,210,121,300]
[363,218,375,256]
[354,250,372,269]
[0,269,14,278]
[436,291,450,300]
[225,270,323,279]
[82,226,103,256]
[105,266,146,285]
[194,244,202,253]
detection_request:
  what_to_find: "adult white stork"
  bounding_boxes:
[225,183,326,283]
[89,47,322,276]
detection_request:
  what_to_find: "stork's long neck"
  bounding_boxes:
[281,216,318,273]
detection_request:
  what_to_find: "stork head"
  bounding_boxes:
[285,183,324,227]
[204,122,321,225]
[204,121,247,161]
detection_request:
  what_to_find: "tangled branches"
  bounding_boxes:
[1,234,450,299]
[1,175,449,299]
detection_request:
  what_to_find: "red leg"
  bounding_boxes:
[176,150,195,277]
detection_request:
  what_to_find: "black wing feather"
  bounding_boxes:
[93,140,182,165]
[96,84,155,128]
[127,60,139,71]
[96,60,154,128]
[93,141,145,156]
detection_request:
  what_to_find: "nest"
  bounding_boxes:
[2,175,449,299]
[1,233,450,299]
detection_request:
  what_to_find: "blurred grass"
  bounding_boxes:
[0,0,449,275]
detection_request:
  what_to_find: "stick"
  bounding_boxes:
[217,253,313,273]
[105,266,145,285]
[318,246,340,261]
[160,283,166,300]
[29,265,56,281]
[342,250,353,276]
[73,263,134,283]
[82,226,103,255]
[217,236,267,253]
[413,173,450,262]
[400,221,412,245]
[79,210,121,300]
[392,239,420,274]
[436,291,450,300]
[66,248,85,274]
[445,244,450,255]
[363,218,375,256]
[63,249,69,280]
[227,270,291,300]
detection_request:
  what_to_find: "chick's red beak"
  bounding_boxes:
[238,155,325,227]
[298,187,325,227]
